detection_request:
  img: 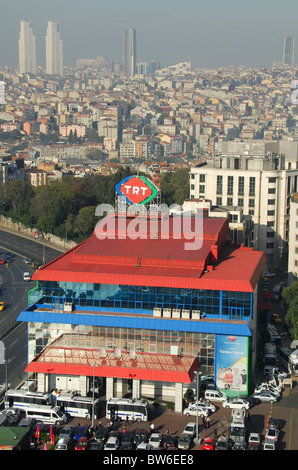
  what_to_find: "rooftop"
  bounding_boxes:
[31,214,266,292]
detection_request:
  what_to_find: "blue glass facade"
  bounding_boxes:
[29,281,253,321]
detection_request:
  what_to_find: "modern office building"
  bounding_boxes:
[45,21,63,76]
[190,154,298,268]
[283,36,295,65]
[18,177,266,413]
[18,20,36,74]
[123,27,136,77]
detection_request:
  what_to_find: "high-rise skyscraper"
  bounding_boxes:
[123,27,136,77]
[18,20,36,74]
[283,36,295,65]
[46,21,63,76]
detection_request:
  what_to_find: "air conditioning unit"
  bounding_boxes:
[181,309,190,319]
[63,302,73,312]
[153,308,162,317]
[163,308,171,318]
[172,309,181,319]
[192,310,201,319]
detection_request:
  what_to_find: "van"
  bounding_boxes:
[204,389,228,402]
[25,405,67,425]
[23,272,31,282]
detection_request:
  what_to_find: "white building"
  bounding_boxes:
[190,154,298,268]
[288,194,298,283]
[45,21,63,76]
[19,20,36,74]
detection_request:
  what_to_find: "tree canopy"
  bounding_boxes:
[282,281,298,339]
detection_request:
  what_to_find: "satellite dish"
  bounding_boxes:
[114,349,121,359]
[129,350,136,360]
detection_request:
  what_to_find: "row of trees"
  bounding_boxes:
[282,282,298,339]
[0,167,190,243]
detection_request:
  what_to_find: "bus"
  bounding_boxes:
[5,389,53,410]
[272,284,283,301]
[279,347,298,376]
[25,405,67,425]
[264,343,277,365]
[106,398,149,422]
[267,325,281,345]
[56,391,101,419]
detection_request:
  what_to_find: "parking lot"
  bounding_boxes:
[24,380,298,451]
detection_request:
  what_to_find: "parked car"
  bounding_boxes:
[221,398,250,410]
[0,259,4,265]
[247,433,262,450]
[163,434,177,449]
[89,439,103,450]
[119,441,136,450]
[183,405,210,417]
[95,426,108,445]
[137,442,154,450]
[177,433,192,450]
[202,438,215,450]
[74,425,90,442]
[252,390,278,403]
[268,418,282,430]
[133,428,149,446]
[188,400,216,413]
[23,272,31,282]
[271,313,283,324]
[148,432,162,449]
[0,302,6,311]
[215,435,232,450]
[55,437,72,450]
[183,422,197,437]
[59,425,74,440]
[104,436,120,450]
[263,439,276,450]
[75,436,90,450]
[204,389,228,403]
[265,427,280,441]
[254,383,282,397]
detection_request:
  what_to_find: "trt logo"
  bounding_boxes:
[116,175,158,205]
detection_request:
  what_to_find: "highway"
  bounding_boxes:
[0,229,62,391]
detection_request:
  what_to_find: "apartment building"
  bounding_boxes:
[190,153,298,267]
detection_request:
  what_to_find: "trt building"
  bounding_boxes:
[18,177,266,413]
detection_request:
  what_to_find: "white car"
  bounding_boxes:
[183,422,197,437]
[104,436,120,450]
[188,400,216,413]
[254,383,281,397]
[252,390,278,403]
[263,439,276,450]
[222,398,250,410]
[183,405,210,417]
[137,442,154,450]
[265,427,280,441]
[148,433,162,449]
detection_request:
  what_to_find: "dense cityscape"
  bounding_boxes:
[0,11,298,454]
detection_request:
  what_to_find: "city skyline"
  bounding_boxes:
[1,0,298,69]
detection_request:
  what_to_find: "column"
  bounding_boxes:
[106,377,114,400]
[132,379,140,399]
[175,382,183,413]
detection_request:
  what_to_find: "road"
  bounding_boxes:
[0,229,62,392]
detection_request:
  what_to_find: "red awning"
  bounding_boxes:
[25,347,199,384]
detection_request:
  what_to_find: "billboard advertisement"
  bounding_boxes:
[215,335,248,398]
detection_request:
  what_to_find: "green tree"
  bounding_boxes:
[74,206,97,240]
[283,281,298,339]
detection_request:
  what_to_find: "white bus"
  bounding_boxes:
[279,348,298,376]
[5,389,52,410]
[106,398,149,422]
[25,405,67,425]
[56,392,101,419]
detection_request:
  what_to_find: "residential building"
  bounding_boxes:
[190,154,298,267]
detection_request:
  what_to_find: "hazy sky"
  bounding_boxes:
[0,0,297,69]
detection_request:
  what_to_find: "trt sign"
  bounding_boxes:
[116,175,158,205]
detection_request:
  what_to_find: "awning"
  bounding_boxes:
[25,347,199,384]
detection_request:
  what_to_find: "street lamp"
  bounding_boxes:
[194,370,202,443]
[91,364,98,428]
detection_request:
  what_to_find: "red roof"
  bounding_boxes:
[25,347,198,384]
[32,214,266,292]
